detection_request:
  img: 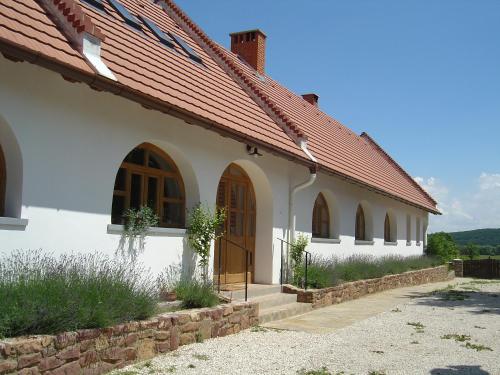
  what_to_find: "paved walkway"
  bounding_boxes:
[262,278,470,333]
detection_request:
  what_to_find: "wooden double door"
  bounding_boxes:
[214,164,256,285]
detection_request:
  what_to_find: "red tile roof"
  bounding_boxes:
[0,0,438,213]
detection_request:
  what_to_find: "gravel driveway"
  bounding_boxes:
[114,280,500,375]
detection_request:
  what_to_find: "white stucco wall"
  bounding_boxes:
[0,57,429,283]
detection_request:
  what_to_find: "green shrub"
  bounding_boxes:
[299,254,442,289]
[0,250,157,338]
[427,232,460,261]
[174,278,219,309]
[290,234,309,287]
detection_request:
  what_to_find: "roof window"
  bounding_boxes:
[81,0,105,11]
[139,16,175,49]
[168,32,202,64]
[107,0,142,30]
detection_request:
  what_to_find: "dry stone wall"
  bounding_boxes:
[0,302,258,375]
[283,266,453,308]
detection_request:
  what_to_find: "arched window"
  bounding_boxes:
[312,193,330,238]
[384,213,391,242]
[0,144,5,216]
[406,215,411,244]
[355,204,365,241]
[416,217,421,244]
[111,143,185,228]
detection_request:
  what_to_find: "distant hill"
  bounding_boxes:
[448,228,500,246]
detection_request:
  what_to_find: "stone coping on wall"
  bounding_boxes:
[0,301,258,375]
[282,265,453,308]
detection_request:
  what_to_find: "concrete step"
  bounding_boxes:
[250,292,298,310]
[258,302,313,324]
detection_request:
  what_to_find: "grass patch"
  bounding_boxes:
[441,290,471,301]
[441,334,471,342]
[135,360,153,369]
[407,322,425,333]
[187,364,196,369]
[297,368,332,375]
[368,371,387,375]
[474,325,486,329]
[251,326,269,332]
[468,280,500,285]
[0,250,157,338]
[174,279,219,309]
[165,366,176,373]
[464,342,493,352]
[193,353,209,361]
[195,332,203,343]
[411,341,419,344]
[295,254,442,289]
[460,285,480,291]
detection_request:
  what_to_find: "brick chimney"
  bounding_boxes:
[302,93,319,107]
[230,29,266,75]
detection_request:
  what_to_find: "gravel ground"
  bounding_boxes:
[114,280,500,375]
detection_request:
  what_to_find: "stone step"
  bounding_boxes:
[221,284,282,301]
[250,292,298,310]
[258,302,313,324]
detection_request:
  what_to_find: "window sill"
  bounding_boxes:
[0,217,29,231]
[355,240,374,246]
[406,241,412,246]
[384,241,398,246]
[107,224,186,237]
[311,237,341,244]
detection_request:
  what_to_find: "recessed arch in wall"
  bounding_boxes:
[355,200,373,241]
[0,114,23,218]
[384,209,397,243]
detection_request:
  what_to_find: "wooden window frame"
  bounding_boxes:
[312,193,330,238]
[0,144,5,216]
[112,143,185,228]
[355,205,365,241]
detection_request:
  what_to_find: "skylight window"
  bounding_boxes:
[139,16,175,49]
[107,0,142,30]
[168,32,202,64]
[81,0,105,11]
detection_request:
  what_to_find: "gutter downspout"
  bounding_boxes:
[288,140,318,244]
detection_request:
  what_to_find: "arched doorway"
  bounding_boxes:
[214,163,256,285]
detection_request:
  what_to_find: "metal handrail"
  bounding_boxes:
[277,237,292,286]
[217,236,251,301]
[303,250,312,291]
[277,237,311,291]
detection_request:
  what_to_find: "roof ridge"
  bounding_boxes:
[157,0,308,146]
[360,132,438,207]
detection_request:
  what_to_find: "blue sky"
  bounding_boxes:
[176,0,500,232]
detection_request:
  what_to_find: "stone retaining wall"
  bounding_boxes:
[283,265,453,308]
[0,302,258,375]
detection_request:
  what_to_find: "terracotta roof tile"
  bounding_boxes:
[0,0,438,213]
[215,47,438,212]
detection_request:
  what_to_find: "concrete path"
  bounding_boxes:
[262,278,471,333]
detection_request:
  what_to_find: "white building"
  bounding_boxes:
[0,0,438,285]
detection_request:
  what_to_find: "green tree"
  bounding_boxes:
[462,243,480,260]
[187,203,226,282]
[427,232,459,262]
